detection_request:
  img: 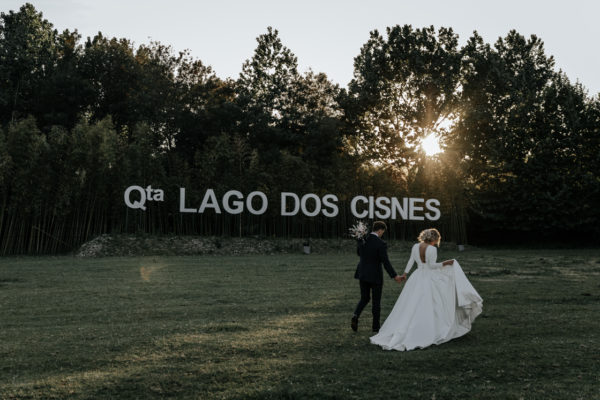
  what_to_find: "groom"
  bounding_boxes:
[352,221,404,333]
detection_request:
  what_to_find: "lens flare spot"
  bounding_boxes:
[140,265,162,282]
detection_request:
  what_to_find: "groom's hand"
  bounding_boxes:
[394,274,406,284]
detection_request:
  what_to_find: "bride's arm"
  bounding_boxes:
[404,251,415,274]
[426,246,444,269]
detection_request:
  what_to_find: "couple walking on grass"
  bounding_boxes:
[352,221,483,351]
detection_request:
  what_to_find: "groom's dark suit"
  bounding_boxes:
[353,233,398,331]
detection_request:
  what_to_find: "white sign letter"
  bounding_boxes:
[375,196,391,219]
[199,189,222,214]
[409,198,425,221]
[301,194,321,217]
[281,192,300,216]
[145,185,154,201]
[247,191,268,215]
[223,190,244,214]
[124,185,147,210]
[425,199,441,221]
[350,196,369,218]
[391,197,408,220]
[322,194,339,217]
[153,189,164,201]
[368,196,375,219]
[179,188,197,213]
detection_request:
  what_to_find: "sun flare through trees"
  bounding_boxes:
[421,133,443,156]
[0,4,599,254]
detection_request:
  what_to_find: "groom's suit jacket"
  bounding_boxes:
[354,234,398,285]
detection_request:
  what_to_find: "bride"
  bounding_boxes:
[370,228,483,351]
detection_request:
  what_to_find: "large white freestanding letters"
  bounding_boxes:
[125,186,442,221]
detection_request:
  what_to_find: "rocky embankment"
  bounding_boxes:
[76,234,451,257]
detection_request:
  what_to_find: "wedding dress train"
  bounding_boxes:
[370,243,483,351]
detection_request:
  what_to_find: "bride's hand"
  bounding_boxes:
[442,260,454,267]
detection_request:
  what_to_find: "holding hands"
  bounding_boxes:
[396,260,454,286]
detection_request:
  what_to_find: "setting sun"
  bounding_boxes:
[421,133,443,156]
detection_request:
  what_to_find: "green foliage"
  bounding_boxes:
[455,31,600,237]
[0,4,57,123]
[4,117,47,214]
[346,25,462,168]
[0,3,599,253]
[0,3,87,129]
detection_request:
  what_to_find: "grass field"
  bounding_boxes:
[1,248,599,399]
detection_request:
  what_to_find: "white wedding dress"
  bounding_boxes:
[370,243,483,351]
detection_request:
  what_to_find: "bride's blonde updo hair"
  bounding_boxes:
[418,228,441,245]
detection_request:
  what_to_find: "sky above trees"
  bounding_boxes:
[2,0,600,95]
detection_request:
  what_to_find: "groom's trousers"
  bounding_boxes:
[354,280,383,330]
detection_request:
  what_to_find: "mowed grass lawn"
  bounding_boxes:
[1,248,599,399]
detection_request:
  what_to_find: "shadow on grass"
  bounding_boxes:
[2,250,599,399]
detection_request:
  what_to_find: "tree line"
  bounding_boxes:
[0,4,598,254]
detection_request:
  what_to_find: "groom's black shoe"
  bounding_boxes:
[351,316,358,332]
[372,325,380,333]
